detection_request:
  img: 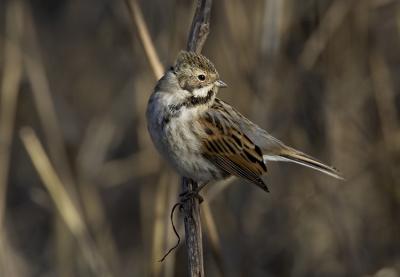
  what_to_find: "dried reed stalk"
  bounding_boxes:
[0,0,23,232]
[20,127,113,277]
[0,1,24,275]
[126,0,164,79]
[181,1,213,276]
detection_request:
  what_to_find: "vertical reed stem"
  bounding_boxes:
[182,1,213,275]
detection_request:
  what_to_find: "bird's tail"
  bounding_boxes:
[263,147,344,180]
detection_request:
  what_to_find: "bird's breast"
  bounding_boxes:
[147,91,202,159]
[146,91,223,182]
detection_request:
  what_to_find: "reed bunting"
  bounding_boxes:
[146,51,342,193]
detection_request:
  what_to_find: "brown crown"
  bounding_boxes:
[175,51,217,74]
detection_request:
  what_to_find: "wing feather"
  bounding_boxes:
[202,98,343,182]
[200,108,269,192]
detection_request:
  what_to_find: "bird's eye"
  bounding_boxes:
[197,74,206,81]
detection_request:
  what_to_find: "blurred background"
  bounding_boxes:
[0,0,400,276]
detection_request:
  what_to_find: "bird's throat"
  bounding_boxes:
[192,85,213,98]
[168,89,215,113]
[188,89,215,107]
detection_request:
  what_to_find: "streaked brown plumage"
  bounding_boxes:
[146,51,343,193]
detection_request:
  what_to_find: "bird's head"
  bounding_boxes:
[171,51,227,98]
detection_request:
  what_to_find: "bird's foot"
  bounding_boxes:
[179,190,204,204]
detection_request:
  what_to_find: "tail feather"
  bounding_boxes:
[263,148,344,180]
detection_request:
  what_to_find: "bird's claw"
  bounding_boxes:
[179,190,204,204]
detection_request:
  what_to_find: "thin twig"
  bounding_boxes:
[125,0,164,79]
[182,1,213,275]
[187,0,213,53]
[158,202,182,262]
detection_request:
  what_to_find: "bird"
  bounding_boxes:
[146,51,343,193]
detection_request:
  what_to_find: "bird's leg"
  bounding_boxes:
[179,182,208,204]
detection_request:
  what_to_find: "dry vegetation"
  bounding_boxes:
[0,0,400,276]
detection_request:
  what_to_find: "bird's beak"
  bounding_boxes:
[215,79,228,88]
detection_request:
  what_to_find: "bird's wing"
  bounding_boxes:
[199,100,269,192]
[212,98,343,180]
